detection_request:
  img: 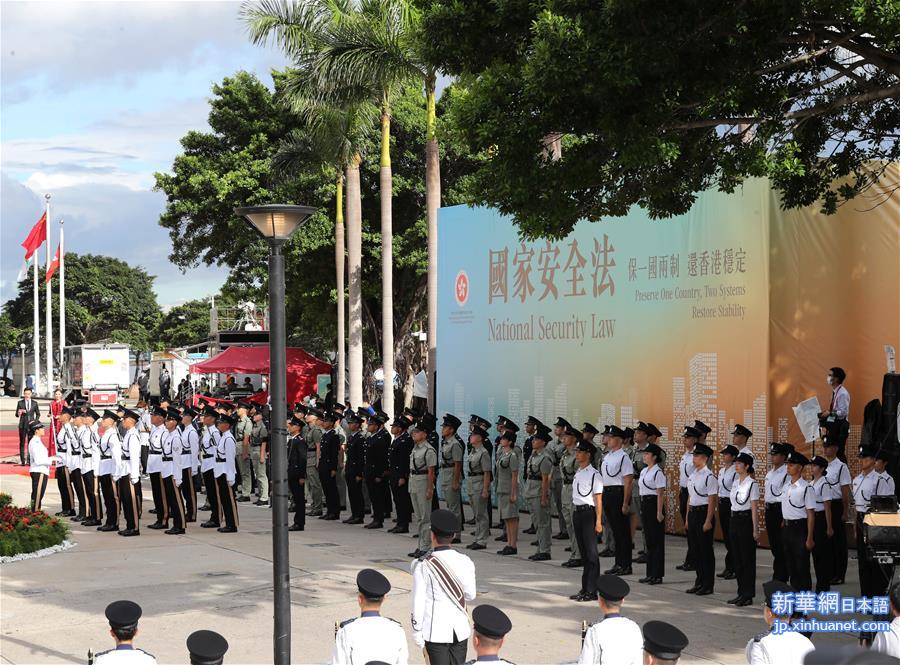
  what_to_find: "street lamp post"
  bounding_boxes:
[235,204,316,665]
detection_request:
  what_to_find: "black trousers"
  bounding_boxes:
[164,476,185,529]
[149,471,168,523]
[55,464,73,513]
[573,505,600,594]
[679,486,694,565]
[180,468,197,522]
[687,506,715,590]
[140,446,149,474]
[424,637,467,665]
[603,486,632,569]
[118,477,140,531]
[30,472,48,511]
[288,475,306,528]
[831,498,848,580]
[345,472,365,519]
[99,474,119,527]
[719,497,733,572]
[856,512,884,597]
[83,470,102,522]
[729,510,756,599]
[202,468,222,525]
[366,477,387,523]
[390,477,413,527]
[70,468,86,517]
[216,474,238,529]
[19,428,28,464]
[812,511,833,592]
[782,519,812,591]
[765,502,788,581]
[641,495,665,579]
[320,468,340,516]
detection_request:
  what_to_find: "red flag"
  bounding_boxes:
[22,212,47,260]
[46,243,61,283]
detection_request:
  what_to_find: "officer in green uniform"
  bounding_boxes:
[560,423,581,568]
[303,407,324,516]
[465,425,492,550]
[495,430,520,555]
[439,414,465,541]
[408,418,438,558]
[550,418,568,539]
[525,425,554,561]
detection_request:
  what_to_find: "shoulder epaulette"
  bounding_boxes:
[93,649,112,657]
[384,616,402,625]
[136,648,154,657]
[752,631,768,643]
[339,617,357,628]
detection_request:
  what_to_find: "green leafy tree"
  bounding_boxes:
[155,299,213,349]
[0,312,24,388]
[419,0,900,237]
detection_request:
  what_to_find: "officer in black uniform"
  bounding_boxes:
[388,415,414,533]
[286,415,307,531]
[342,410,367,524]
[364,411,391,529]
[523,416,544,472]
[319,412,341,520]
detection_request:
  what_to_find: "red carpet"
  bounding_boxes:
[0,429,57,477]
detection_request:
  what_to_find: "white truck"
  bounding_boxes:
[63,344,131,406]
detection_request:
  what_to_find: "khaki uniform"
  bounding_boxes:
[235,415,253,496]
[302,423,324,514]
[410,442,438,551]
[466,446,492,545]
[440,434,465,526]
[495,448,519,520]
[560,445,580,559]
[250,419,269,500]
[525,448,554,554]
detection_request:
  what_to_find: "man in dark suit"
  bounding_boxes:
[16,387,41,465]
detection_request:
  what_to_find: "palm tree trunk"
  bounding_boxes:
[335,172,346,405]
[346,156,364,407]
[380,103,395,416]
[424,74,440,412]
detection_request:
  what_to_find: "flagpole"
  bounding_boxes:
[33,226,41,396]
[45,193,53,396]
[59,219,66,379]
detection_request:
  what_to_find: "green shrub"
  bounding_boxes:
[0,504,69,557]
[0,493,11,509]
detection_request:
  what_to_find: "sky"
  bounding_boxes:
[1,0,288,308]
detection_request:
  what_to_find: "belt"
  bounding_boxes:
[784,518,806,526]
[162,456,173,462]
[216,457,226,463]
[57,447,67,452]
[640,494,657,501]
[469,472,484,476]
[765,502,781,508]
[689,505,708,511]
[731,510,752,517]
[605,484,624,491]
[202,454,214,459]
[410,470,428,475]
[574,504,595,512]
[100,455,112,460]
[122,455,131,461]
[563,480,573,485]
[149,451,162,456]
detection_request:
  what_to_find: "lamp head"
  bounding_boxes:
[234,204,316,241]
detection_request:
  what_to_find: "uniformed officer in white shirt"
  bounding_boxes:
[81,408,104,527]
[780,450,815,591]
[199,405,222,527]
[53,405,75,516]
[874,449,896,496]
[732,424,754,459]
[146,406,169,528]
[214,413,239,533]
[179,408,200,523]
[764,442,792,582]
[744,580,813,665]
[872,581,900,658]
[332,568,408,665]
[729,453,759,606]
[92,600,157,664]
[642,620,689,665]
[570,439,604,601]
[68,407,87,520]
[97,410,122,532]
[466,604,514,665]
[854,445,885,598]
[808,455,834,592]
[637,443,666,585]
[717,444,739,580]
[160,409,187,535]
[823,435,851,585]
[676,427,700,572]
[686,442,718,595]
[117,409,143,536]
[411,509,477,663]
[579,574,642,665]
[600,425,634,576]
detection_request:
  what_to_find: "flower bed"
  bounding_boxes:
[0,501,69,558]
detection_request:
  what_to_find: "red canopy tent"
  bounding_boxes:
[190,346,331,407]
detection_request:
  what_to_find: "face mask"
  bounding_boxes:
[826,376,833,385]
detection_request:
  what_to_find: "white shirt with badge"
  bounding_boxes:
[147,424,164,474]
[572,465,604,506]
[687,467,718,506]
[781,477,815,520]
[98,429,121,477]
[877,470,896,497]
[331,611,408,665]
[718,464,737,498]
[764,465,788,504]
[810,476,830,512]
[410,546,477,647]
[638,465,666,497]
[678,451,694,488]
[872,615,900,658]
[825,457,851,501]
[578,614,643,665]
[92,645,157,664]
[853,471,880,513]
[745,629,813,665]
[730,476,758,512]
[600,449,633,487]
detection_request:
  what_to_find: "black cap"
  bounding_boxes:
[692,443,713,457]
[216,413,237,427]
[503,419,520,433]
[308,407,324,419]
[787,450,810,466]
[471,425,488,439]
[647,423,662,438]
[288,416,304,428]
[202,405,219,419]
[442,414,462,430]
[102,409,121,423]
[554,417,572,430]
[735,452,755,469]
[764,579,794,610]
[166,408,181,422]
[608,425,626,438]
[183,407,198,418]
[151,406,167,418]
[320,411,337,423]
[811,455,828,469]
[61,406,76,416]
[499,430,516,443]
[720,444,739,457]
[186,629,229,665]
[597,574,630,601]
[105,600,142,628]
[859,445,877,459]
[769,442,789,456]
[122,408,141,422]
[526,416,544,428]
[577,440,597,455]
[293,402,308,415]
[345,411,362,425]
[420,413,437,431]
[236,401,253,410]
[332,402,346,414]
[642,442,663,459]
[876,448,893,462]
[694,420,712,434]
[733,424,753,438]
[84,408,101,421]
[623,427,635,440]
[642,620,689,661]
[356,568,391,599]
[431,509,459,537]
[563,423,579,437]
[582,423,599,436]
[27,420,45,435]
[472,604,512,639]
[533,425,552,442]
[683,425,701,438]
[368,411,388,426]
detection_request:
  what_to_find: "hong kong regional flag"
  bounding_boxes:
[22,212,47,260]
[46,243,61,282]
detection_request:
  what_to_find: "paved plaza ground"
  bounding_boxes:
[0,404,859,664]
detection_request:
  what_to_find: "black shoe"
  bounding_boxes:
[98,524,119,532]
[342,517,354,523]
[562,558,583,568]
[495,534,508,542]
[569,591,587,600]
[217,526,238,533]
[318,513,329,520]
[288,524,304,531]
[716,570,729,578]
[497,546,517,555]
[465,518,476,525]
[165,528,185,535]
[388,525,399,533]
[348,518,365,525]
[633,554,647,564]
[576,592,597,602]
[236,496,251,502]
[149,508,158,514]
[598,548,615,558]
[82,519,101,527]
[467,543,487,550]
[254,500,269,506]
[616,567,633,575]
[647,577,663,585]
[408,550,423,558]
[604,566,622,575]
[727,596,742,604]
[530,553,551,561]
[524,526,536,534]
[735,597,754,606]
[696,588,714,596]
[72,514,85,522]
[323,514,340,521]
[120,529,140,537]
[685,585,700,594]
[531,540,539,546]
[308,510,323,517]
[565,546,572,552]
[200,521,220,528]
[552,532,569,540]
[394,526,409,533]
[831,577,845,585]
[723,570,736,580]
[639,576,651,583]
[451,537,462,544]
[64,510,76,517]
[147,522,167,530]
[199,504,211,511]
[676,563,696,571]
[55,510,67,516]
[365,522,383,529]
